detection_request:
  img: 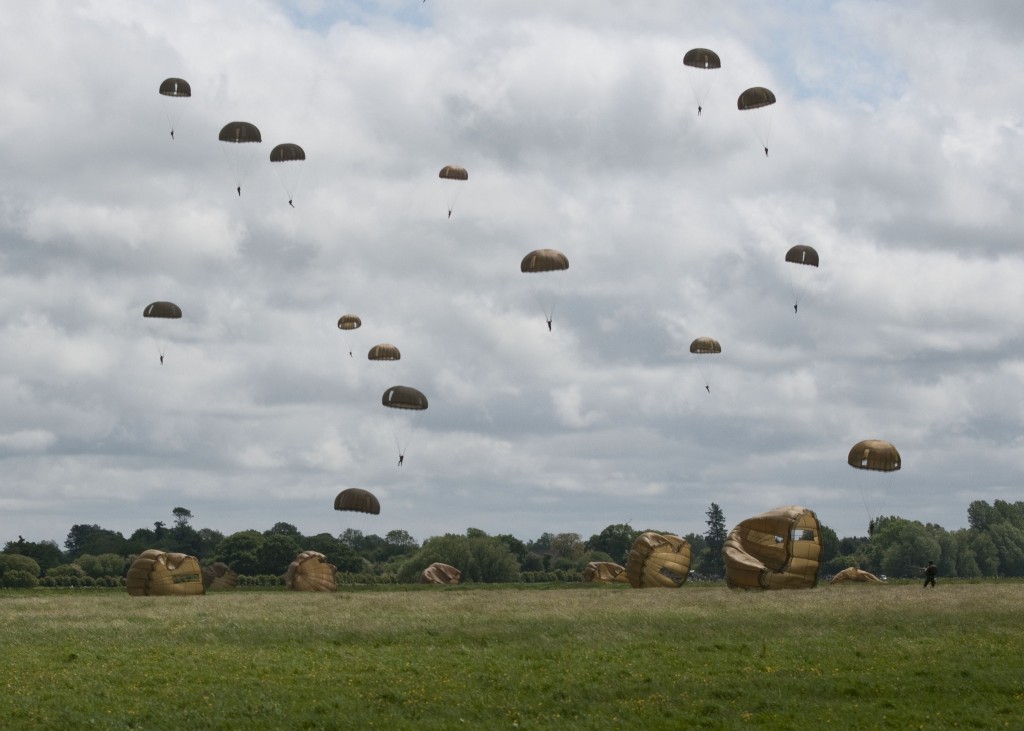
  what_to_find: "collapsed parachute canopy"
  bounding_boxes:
[143,301,182,319]
[159,78,191,97]
[438,165,468,181]
[683,48,721,70]
[126,549,204,596]
[737,87,776,110]
[285,551,337,592]
[582,561,629,584]
[848,440,901,472]
[723,506,822,590]
[626,532,692,588]
[420,562,461,585]
[382,385,428,411]
[521,249,569,273]
[202,562,238,591]
[689,336,721,354]
[785,244,819,267]
[269,143,305,162]
[368,343,401,361]
[334,488,381,515]
[830,566,882,584]
[219,121,262,144]
[337,314,361,330]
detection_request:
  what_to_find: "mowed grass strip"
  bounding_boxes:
[2,582,1022,729]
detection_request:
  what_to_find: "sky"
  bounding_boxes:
[2,0,1023,548]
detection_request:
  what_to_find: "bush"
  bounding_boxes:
[0,553,41,579]
[2,570,39,589]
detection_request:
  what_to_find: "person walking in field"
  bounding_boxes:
[923,561,937,588]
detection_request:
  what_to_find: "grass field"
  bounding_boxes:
[2,581,1022,729]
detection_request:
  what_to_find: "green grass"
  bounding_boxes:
[2,582,1023,729]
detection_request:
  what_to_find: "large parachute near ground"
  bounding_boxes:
[682,48,721,115]
[737,86,776,155]
[830,566,883,584]
[126,549,204,596]
[582,561,629,584]
[285,551,337,592]
[218,121,262,195]
[626,532,692,588]
[420,562,461,585]
[334,488,381,515]
[848,439,901,530]
[202,562,238,591]
[158,78,191,139]
[723,506,822,590]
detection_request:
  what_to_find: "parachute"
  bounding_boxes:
[848,439,901,530]
[382,385,428,465]
[521,249,569,330]
[626,532,692,588]
[830,566,883,584]
[582,561,629,584]
[689,336,722,392]
[337,314,362,331]
[143,301,182,363]
[438,165,468,218]
[368,343,401,361]
[126,549,204,596]
[285,551,337,592]
[334,488,381,515]
[420,562,461,585]
[723,506,822,590]
[158,78,190,139]
[269,143,305,206]
[784,244,819,312]
[682,48,721,115]
[201,562,238,591]
[737,87,776,155]
[218,121,262,196]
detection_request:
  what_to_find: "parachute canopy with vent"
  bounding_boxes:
[723,506,822,590]
[626,532,692,588]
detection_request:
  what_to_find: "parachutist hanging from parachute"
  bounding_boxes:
[521,248,569,331]
[158,78,191,140]
[682,48,721,118]
[438,165,468,219]
[737,87,776,157]
[143,301,182,364]
[381,385,427,467]
[218,121,262,197]
[847,439,901,534]
[689,336,721,393]
[784,244,819,313]
[270,143,306,208]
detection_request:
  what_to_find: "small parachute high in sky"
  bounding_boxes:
[127,549,204,596]
[420,563,461,585]
[626,532,692,588]
[521,248,569,331]
[368,343,401,361]
[269,143,305,207]
[582,561,629,584]
[784,244,819,313]
[337,314,361,357]
[382,385,428,466]
[723,506,822,590]
[285,551,337,592]
[218,121,262,196]
[158,77,190,139]
[682,48,721,116]
[848,439,901,531]
[334,488,381,515]
[737,86,776,156]
[143,301,182,363]
[689,336,721,393]
[438,165,468,218]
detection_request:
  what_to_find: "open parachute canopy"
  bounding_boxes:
[420,563,462,585]
[785,244,819,267]
[285,551,337,592]
[689,336,721,354]
[382,385,428,411]
[218,121,261,143]
[269,143,305,162]
[848,439,901,472]
[438,165,468,181]
[582,561,629,584]
[723,506,823,590]
[521,249,569,273]
[368,343,401,361]
[737,86,776,110]
[159,77,191,97]
[683,48,721,70]
[143,301,182,319]
[202,562,238,591]
[337,314,362,330]
[626,532,692,588]
[334,488,381,515]
[126,549,203,597]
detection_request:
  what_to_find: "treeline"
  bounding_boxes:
[3,500,1024,588]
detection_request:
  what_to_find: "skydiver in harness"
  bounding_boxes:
[697,105,702,116]
[237,186,241,196]
[397,453,404,467]
[289,199,295,208]
[160,355,164,364]
[546,318,552,332]
[764,146,769,157]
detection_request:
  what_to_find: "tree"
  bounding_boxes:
[77,553,128,579]
[265,522,302,539]
[398,531,520,583]
[171,507,193,530]
[256,533,300,575]
[214,531,264,576]
[64,525,128,559]
[586,524,638,565]
[703,503,727,575]
[0,553,41,579]
[3,537,63,573]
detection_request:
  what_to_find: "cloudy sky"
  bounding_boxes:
[2,1,1023,548]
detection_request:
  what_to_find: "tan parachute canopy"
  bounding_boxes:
[202,562,238,591]
[689,336,721,354]
[626,532,692,588]
[420,563,461,585]
[737,86,777,110]
[382,385,428,410]
[218,121,261,143]
[683,48,721,69]
[159,78,191,97]
[334,488,381,515]
[785,244,819,267]
[830,567,882,584]
[269,143,305,162]
[143,301,182,319]
[438,165,468,181]
[285,551,337,592]
[126,549,204,596]
[337,314,361,330]
[582,561,629,584]
[521,249,569,273]
[723,506,823,590]
[368,343,401,361]
[848,440,901,472]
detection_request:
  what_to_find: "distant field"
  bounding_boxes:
[2,581,1022,729]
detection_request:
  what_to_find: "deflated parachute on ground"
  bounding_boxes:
[127,549,204,596]
[830,567,882,584]
[285,551,337,592]
[202,562,238,591]
[626,532,692,588]
[582,561,629,584]
[420,563,461,585]
[334,488,380,515]
[723,506,822,590]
